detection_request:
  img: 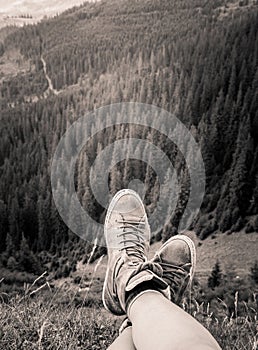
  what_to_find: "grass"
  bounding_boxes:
[0,292,257,349]
[0,231,257,349]
[0,273,257,350]
[187,299,258,350]
[0,295,119,349]
[195,231,258,274]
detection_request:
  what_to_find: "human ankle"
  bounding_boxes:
[125,280,162,311]
[127,289,162,319]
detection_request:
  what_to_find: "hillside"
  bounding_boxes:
[0,0,257,278]
[73,231,258,290]
[0,0,94,29]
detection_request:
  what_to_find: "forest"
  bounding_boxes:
[0,0,257,278]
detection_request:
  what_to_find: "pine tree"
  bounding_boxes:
[250,260,258,284]
[5,233,15,256]
[0,42,4,57]
[0,200,7,252]
[208,261,223,289]
[18,234,42,273]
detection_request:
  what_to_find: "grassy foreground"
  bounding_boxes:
[0,294,119,349]
[0,289,257,350]
[1,231,257,349]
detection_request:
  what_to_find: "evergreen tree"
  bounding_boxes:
[250,260,258,284]
[18,234,42,274]
[208,261,223,289]
[0,42,4,57]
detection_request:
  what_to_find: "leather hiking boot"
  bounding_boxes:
[152,234,196,304]
[102,189,169,316]
[119,234,196,332]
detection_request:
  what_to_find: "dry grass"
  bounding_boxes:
[185,298,258,350]
[1,232,257,349]
[0,280,257,349]
[0,295,119,349]
[0,272,120,349]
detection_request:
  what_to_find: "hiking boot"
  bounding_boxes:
[152,234,196,304]
[102,189,169,316]
[119,234,196,332]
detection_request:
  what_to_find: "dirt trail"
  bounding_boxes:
[41,56,59,95]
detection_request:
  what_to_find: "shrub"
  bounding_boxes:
[6,256,18,271]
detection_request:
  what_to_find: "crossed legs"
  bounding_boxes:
[103,190,221,350]
[109,291,220,350]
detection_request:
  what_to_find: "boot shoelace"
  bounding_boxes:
[117,215,146,261]
[158,262,192,297]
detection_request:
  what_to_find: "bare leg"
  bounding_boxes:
[103,191,221,350]
[128,291,221,350]
[108,290,221,350]
[107,326,135,350]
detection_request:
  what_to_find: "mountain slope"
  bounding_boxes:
[0,0,96,29]
[0,0,257,274]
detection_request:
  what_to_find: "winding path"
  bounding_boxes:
[41,56,59,95]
